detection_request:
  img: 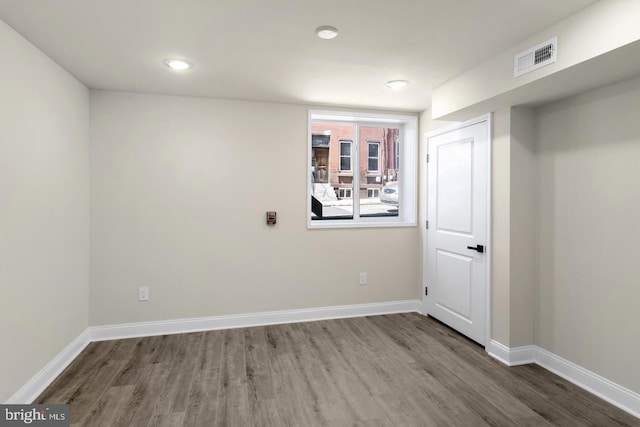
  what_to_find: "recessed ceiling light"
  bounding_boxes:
[163,58,192,71]
[315,26,338,40]
[386,79,409,90]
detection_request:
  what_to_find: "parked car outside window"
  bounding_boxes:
[380,181,398,205]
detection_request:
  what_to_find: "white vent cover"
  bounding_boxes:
[514,37,557,77]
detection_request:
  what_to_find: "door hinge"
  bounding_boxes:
[425,286,428,296]
[425,220,429,229]
[426,154,430,163]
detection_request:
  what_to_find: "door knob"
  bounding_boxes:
[467,244,484,253]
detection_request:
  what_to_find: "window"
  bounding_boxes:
[367,142,379,172]
[308,110,417,228]
[339,140,352,171]
[338,188,352,199]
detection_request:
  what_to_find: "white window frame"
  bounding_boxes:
[308,109,418,229]
[367,188,380,198]
[367,142,380,173]
[339,140,352,172]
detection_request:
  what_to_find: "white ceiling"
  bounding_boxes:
[0,0,599,112]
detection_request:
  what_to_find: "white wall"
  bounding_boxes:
[509,107,536,347]
[491,108,512,345]
[0,20,89,402]
[89,91,420,326]
[535,75,640,393]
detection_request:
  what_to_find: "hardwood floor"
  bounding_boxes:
[37,313,639,426]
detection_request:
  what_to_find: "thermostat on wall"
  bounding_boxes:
[266,211,277,226]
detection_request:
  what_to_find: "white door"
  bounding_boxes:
[425,117,489,345]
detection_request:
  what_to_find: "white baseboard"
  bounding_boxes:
[89,299,422,341]
[487,340,535,366]
[535,347,640,419]
[7,299,420,403]
[10,302,638,421]
[488,341,640,419]
[6,330,90,404]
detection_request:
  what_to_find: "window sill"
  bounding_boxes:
[308,219,417,230]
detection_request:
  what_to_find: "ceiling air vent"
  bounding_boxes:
[514,37,557,77]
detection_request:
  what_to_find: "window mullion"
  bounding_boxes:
[353,122,360,220]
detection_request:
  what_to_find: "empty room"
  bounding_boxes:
[1,0,639,425]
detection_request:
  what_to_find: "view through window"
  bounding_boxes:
[310,121,401,221]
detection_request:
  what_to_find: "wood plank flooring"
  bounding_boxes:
[37,313,640,426]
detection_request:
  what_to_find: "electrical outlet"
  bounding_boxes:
[138,287,149,302]
[359,272,367,285]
